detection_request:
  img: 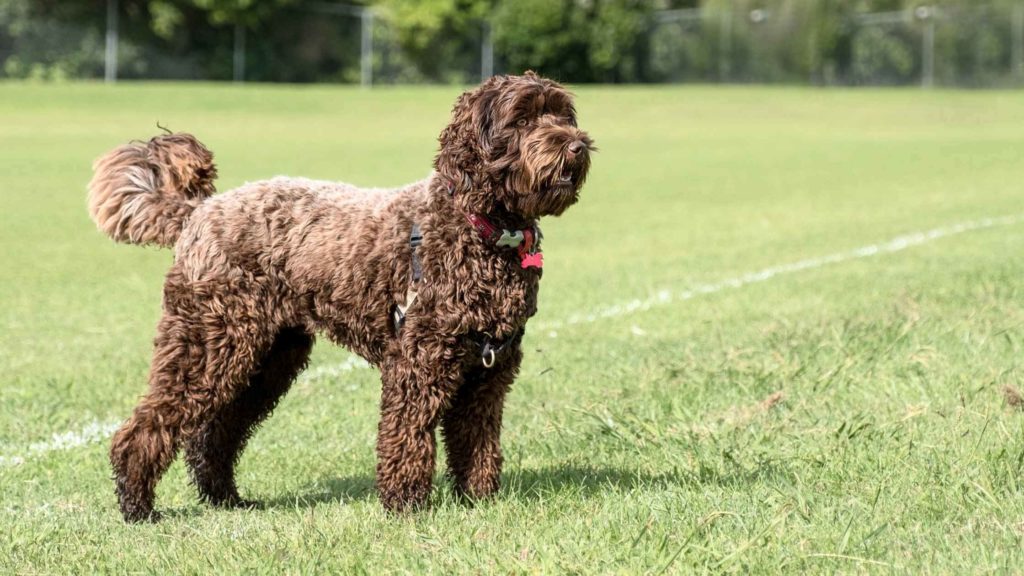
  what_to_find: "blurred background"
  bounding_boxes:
[2,0,1023,88]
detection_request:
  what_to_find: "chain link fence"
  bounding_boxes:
[1,3,1022,86]
[649,4,1024,87]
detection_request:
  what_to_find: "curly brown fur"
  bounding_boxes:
[89,72,593,522]
[88,133,217,247]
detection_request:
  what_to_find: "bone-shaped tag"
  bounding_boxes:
[520,252,543,269]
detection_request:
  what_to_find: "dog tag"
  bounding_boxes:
[520,252,543,269]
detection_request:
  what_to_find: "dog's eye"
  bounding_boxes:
[515,118,528,128]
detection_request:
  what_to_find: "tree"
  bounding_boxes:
[374,0,491,83]
[492,0,657,83]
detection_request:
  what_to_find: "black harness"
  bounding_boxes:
[391,224,422,331]
[392,223,519,369]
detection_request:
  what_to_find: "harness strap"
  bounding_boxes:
[392,219,521,369]
[392,223,422,331]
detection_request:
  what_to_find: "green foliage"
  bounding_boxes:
[375,0,490,83]
[492,0,587,80]
[0,0,317,81]
[492,0,654,82]
[189,0,300,26]
[0,0,1021,83]
[851,26,915,84]
[0,0,103,79]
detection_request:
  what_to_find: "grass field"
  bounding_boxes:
[1,81,1023,574]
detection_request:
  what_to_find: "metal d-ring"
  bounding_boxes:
[482,346,497,368]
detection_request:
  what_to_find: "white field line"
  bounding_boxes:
[1,213,1020,468]
[535,213,1024,333]
[0,420,122,468]
[0,358,376,469]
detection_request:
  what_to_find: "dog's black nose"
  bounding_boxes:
[567,140,585,157]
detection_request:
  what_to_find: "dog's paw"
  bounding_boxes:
[227,498,263,511]
[379,486,431,513]
[207,493,262,510]
[452,480,501,504]
[122,508,162,524]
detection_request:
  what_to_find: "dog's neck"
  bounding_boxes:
[463,211,543,271]
[432,174,543,270]
[477,201,533,231]
[435,173,536,230]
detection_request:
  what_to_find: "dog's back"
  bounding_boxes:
[176,176,421,286]
[89,132,427,358]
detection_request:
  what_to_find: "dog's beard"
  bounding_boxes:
[507,134,592,218]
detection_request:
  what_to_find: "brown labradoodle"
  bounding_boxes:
[87,72,593,522]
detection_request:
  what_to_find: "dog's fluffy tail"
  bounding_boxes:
[87,132,217,248]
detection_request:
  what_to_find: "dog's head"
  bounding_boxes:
[435,71,594,219]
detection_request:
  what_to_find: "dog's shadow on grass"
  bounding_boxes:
[502,466,685,500]
[256,464,735,511]
[160,475,377,520]
[259,474,379,510]
[163,461,788,518]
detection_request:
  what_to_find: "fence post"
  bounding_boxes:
[749,9,770,82]
[360,9,373,87]
[481,21,494,81]
[1013,3,1024,77]
[104,0,118,83]
[922,19,934,87]
[233,23,246,83]
[719,9,731,82]
[918,6,935,88]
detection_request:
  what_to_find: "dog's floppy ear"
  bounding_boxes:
[436,91,478,177]
[471,86,501,156]
[435,79,503,174]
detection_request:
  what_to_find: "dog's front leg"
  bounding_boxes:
[442,340,522,501]
[376,339,462,512]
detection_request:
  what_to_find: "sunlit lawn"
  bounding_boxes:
[1,82,1023,573]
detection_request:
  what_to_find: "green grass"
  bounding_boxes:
[1,81,1023,574]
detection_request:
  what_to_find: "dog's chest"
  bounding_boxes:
[475,265,539,334]
[431,248,540,340]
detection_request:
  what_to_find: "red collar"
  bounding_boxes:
[442,176,543,269]
[466,213,543,269]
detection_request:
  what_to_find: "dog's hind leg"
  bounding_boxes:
[441,343,521,501]
[110,310,205,523]
[110,284,274,523]
[184,327,313,508]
